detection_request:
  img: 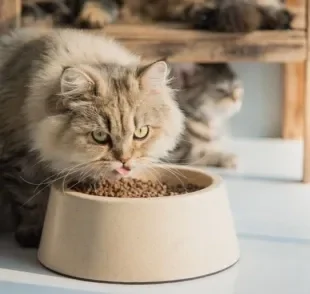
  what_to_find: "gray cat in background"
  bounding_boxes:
[168,63,243,168]
[0,28,184,247]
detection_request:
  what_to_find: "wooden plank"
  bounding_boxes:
[288,2,306,30]
[102,25,306,62]
[302,0,310,183]
[283,63,304,139]
[283,0,305,139]
[0,0,21,32]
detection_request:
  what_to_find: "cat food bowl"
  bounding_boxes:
[38,164,239,283]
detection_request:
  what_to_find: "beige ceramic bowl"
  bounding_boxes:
[38,165,239,283]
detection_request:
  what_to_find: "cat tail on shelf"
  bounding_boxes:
[74,0,121,29]
[216,0,263,32]
[191,0,293,33]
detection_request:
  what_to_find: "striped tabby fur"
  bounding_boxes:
[0,28,183,248]
[74,0,293,32]
[21,0,293,32]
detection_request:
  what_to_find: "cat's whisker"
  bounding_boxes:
[22,162,94,207]
[155,165,187,187]
[19,176,40,186]
[30,162,91,196]
[137,159,185,188]
[162,153,204,166]
[179,151,217,166]
[137,163,163,187]
[144,169,163,187]
[161,165,186,179]
[70,165,98,189]
[138,157,161,164]
[62,167,81,193]
[94,166,104,182]
[24,159,45,175]
[99,167,111,183]
[67,163,111,191]
[138,161,187,189]
[61,162,104,192]
[25,162,88,193]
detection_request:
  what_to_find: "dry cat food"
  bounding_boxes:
[70,178,203,198]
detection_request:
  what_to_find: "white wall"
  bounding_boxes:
[230,63,283,138]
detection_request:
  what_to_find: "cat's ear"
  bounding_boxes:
[60,67,95,96]
[138,61,169,92]
[171,63,197,88]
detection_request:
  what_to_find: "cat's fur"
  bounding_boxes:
[0,28,183,247]
[21,0,293,32]
[73,0,293,32]
[168,63,243,168]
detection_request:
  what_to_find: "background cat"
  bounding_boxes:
[167,63,243,168]
[22,0,293,32]
[0,28,183,247]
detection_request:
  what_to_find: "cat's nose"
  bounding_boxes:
[119,157,130,164]
[232,87,244,101]
[119,157,132,171]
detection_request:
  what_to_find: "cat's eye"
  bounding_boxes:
[134,126,149,140]
[91,130,109,144]
[216,88,228,95]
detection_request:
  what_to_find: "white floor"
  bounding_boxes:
[1,139,310,294]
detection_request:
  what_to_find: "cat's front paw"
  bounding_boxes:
[15,225,42,248]
[219,153,238,169]
[77,10,110,29]
[76,2,116,29]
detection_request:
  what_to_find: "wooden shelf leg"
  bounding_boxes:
[303,0,310,183]
[303,58,310,182]
[0,0,21,33]
[283,63,304,139]
[283,1,306,140]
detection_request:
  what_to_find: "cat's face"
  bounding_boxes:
[173,63,243,121]
[32,61,183,180]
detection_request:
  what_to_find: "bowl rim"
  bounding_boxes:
[52,165,223,203]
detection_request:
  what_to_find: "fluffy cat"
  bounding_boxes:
[0,28,183,248]
[167,63,243,168]
[73,0,293,32]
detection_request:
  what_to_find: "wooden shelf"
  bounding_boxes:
[101,24,307,63]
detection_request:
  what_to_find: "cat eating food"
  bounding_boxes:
[0,28,184,248]
[168,63,243,168]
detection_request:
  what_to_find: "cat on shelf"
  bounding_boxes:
[21,0,293,32]
[72,0,293,32]
[167,63,243,168]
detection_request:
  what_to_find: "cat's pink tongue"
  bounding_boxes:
[115,167,131,175]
